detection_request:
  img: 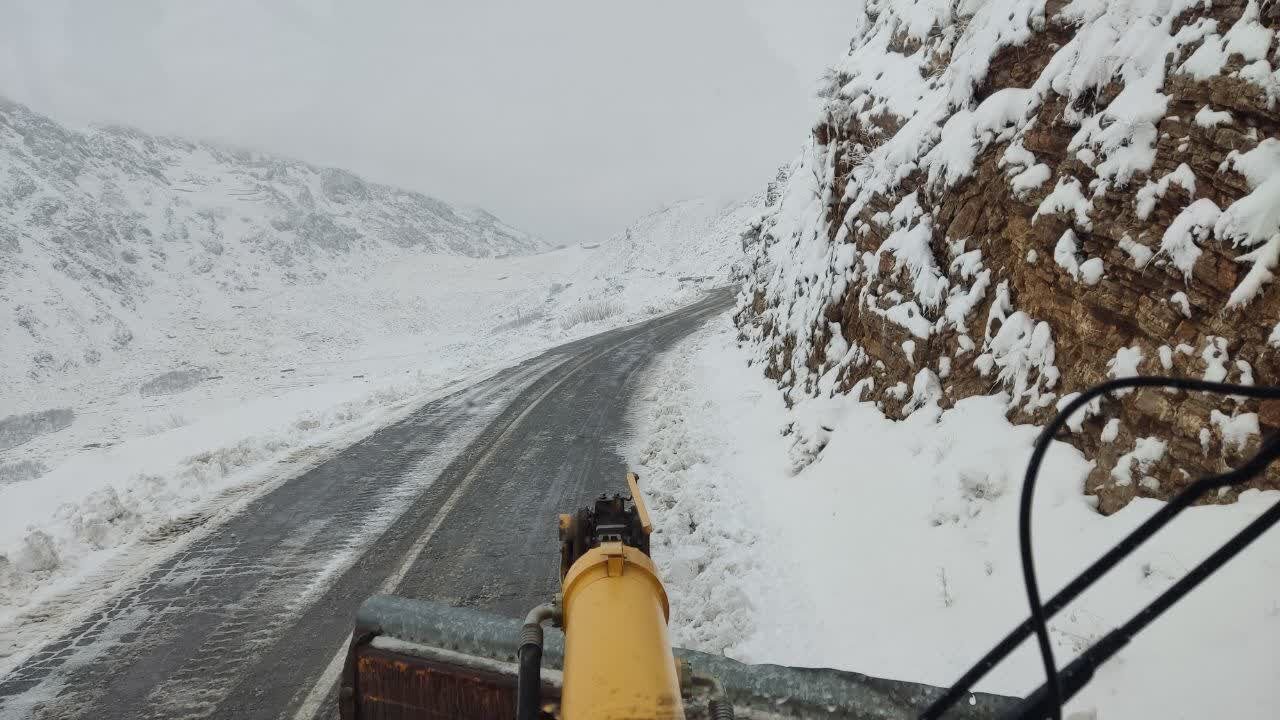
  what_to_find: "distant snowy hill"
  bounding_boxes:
[550,196,760,314]
[600,197,757,279]
[0,96,543,391]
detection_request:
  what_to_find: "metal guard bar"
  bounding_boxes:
[353,594,1019,719]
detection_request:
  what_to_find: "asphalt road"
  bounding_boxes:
[0,290,732,720]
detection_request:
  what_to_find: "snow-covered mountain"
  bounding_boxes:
[735,0,1280,513]
[0,96,543,393]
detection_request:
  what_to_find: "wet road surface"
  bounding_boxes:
[0,291,731,720]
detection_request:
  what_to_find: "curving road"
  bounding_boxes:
[0,291,732,720]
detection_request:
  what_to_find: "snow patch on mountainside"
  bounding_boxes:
[0,96,544,396]
[550,196,759,324]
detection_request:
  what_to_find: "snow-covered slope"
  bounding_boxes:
[736,0,1280,512]
[546,196,759,317]
[0,95,543,398]
[0,101,756,661]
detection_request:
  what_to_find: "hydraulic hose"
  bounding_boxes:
[517,637,542,720]
[517,603,560,720]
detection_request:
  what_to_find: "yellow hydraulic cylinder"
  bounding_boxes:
[559,541,685,720]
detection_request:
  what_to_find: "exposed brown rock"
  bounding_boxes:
[737,0,1280,514]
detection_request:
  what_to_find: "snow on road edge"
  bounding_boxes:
[626,313,816,659]
[630,316,1280,719]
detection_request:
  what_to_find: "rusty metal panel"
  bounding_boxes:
[351,645,518,720]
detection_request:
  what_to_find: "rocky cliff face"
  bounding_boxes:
[736,0,1280,513]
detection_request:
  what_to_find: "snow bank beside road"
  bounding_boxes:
[633,318,1280,719]
[628,323,806,657]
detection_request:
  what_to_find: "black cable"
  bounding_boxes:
[922,377,1280,720]
[1008,494,1280,718]
[1020,379,1280,719]
[920,431,1280,719]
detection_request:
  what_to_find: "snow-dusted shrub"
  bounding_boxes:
[0,408,74,451]
[144,413,191,435]
[139,368,211,396]
[14,530,59,573]
[0,459,47,486]
[560,299,623,329]
[493,308,546,332]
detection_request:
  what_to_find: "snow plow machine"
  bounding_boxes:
[336,472,1015,719]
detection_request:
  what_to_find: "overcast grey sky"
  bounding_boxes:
[0,1,858,244]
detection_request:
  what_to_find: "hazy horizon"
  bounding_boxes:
[0,1,859,243]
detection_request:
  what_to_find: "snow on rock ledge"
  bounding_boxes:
[736,0,1280,514]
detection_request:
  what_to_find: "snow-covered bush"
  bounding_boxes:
[560,299,624,329]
